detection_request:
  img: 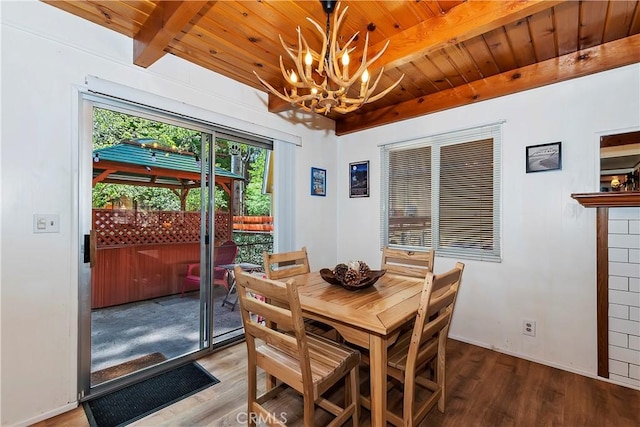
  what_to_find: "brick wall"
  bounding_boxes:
[608,207,640,387]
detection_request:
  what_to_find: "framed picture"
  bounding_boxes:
[311,167,326,196]
[526,142,562,173]
[349,160,369,198]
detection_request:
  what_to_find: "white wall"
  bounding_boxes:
[0,1,338,425]
[337,63,640,381]
[2,0,639,425]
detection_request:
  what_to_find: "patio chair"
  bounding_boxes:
[181,240,239,297]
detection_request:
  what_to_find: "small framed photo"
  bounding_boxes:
[526,142,562,173]
[349,161,369,198]
[311,167,326,196]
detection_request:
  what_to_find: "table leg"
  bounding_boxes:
[221,269,237,309]
[369,334,387,427]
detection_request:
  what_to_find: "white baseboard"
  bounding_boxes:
[14,402,78,427]
[448,334,640,391]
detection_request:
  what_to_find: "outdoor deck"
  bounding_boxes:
[91,286,243,384]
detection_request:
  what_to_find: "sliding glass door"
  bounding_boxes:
[79,100,215,397]
[78,92,276,398]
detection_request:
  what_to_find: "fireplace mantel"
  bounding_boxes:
[571,191,640,208]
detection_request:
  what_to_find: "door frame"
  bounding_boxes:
[76,93,217,400]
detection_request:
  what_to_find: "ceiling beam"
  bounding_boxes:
[335,34,640,135]
[133,0,208,68]
[267,0,564,113]
[368,0,565,70]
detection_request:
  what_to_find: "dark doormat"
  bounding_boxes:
[83,362,219,427]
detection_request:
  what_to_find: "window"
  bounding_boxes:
[381,123,502,261]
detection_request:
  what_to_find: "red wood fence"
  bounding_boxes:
[91,210,271,308]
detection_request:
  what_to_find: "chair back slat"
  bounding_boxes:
[241,297,296,332]
[406,262,464,371]
[381,247,435,278]
[426,287,457,318]
[263,247,311,280]
[238,272,292,304]
[245,322,300,355]
[420,311,451,345]
[430,267,460,293]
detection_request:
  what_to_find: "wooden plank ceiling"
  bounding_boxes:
[44,0,640,135]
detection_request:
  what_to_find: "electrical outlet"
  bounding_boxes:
[522,319,536,336]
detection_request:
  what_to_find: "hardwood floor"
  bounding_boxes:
[35,339,640,426]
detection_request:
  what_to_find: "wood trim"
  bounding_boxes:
[600,131,640,148]
[335,34,640,135]
[571,191,640,208]
[596,207,609,378]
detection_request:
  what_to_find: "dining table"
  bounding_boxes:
[288,270,425,427]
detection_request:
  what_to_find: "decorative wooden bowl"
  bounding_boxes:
[319,268,386,291]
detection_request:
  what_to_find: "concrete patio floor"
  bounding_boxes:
[91,285,243,373]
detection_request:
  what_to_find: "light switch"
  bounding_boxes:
[33,214,60,233]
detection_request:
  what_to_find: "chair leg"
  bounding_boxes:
[248,363,257,427]
[437,352,446,412]
[350,366,360,426]
[303,395,315,427]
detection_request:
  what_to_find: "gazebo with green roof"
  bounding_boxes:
[92,139,244,211]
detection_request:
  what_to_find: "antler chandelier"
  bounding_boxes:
[254,0,403,115]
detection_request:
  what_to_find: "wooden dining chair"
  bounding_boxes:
[381,246,435,278]
[360,262,464,427]
[263,246,340,341]
[234,267,360,427]
[262,246,310,279]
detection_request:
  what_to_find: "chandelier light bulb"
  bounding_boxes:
[290,71,298,83]
[341,51,349,65]
[362,69,369,83]
[360,69,370,97]
[341,50,350,80]
[305,50,313,77]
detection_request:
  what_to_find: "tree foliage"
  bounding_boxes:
[245,150,271,215]
[92,107,269,215]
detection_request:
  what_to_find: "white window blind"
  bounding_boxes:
[381,123,502,262]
